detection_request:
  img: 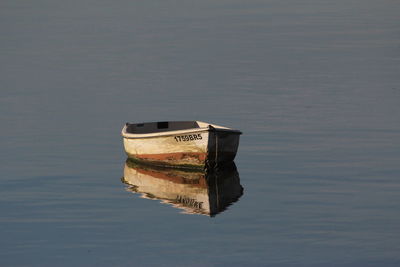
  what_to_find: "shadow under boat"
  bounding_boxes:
[121,159,244,217]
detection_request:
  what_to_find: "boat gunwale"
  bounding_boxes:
[122,126,242,139]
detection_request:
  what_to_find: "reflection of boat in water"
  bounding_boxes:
[122,159,243,216]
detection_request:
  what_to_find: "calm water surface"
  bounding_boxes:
[1,0,400,266]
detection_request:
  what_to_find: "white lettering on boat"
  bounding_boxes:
[174,134,202,142]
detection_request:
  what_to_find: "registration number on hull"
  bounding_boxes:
[174,134,202,142]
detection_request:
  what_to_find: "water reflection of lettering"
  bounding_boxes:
[176,195,204,209]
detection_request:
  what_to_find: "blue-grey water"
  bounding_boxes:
[1,0,400,266]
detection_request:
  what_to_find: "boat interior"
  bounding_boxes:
[125,121,210,134]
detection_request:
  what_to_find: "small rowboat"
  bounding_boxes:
[121,121,242,169]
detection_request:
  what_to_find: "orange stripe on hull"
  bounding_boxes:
[129,152,207,168]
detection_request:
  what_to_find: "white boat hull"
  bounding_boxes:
[122,121,241,169]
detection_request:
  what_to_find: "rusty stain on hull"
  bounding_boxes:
[136,152,207,162]
[128,152,207,169]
